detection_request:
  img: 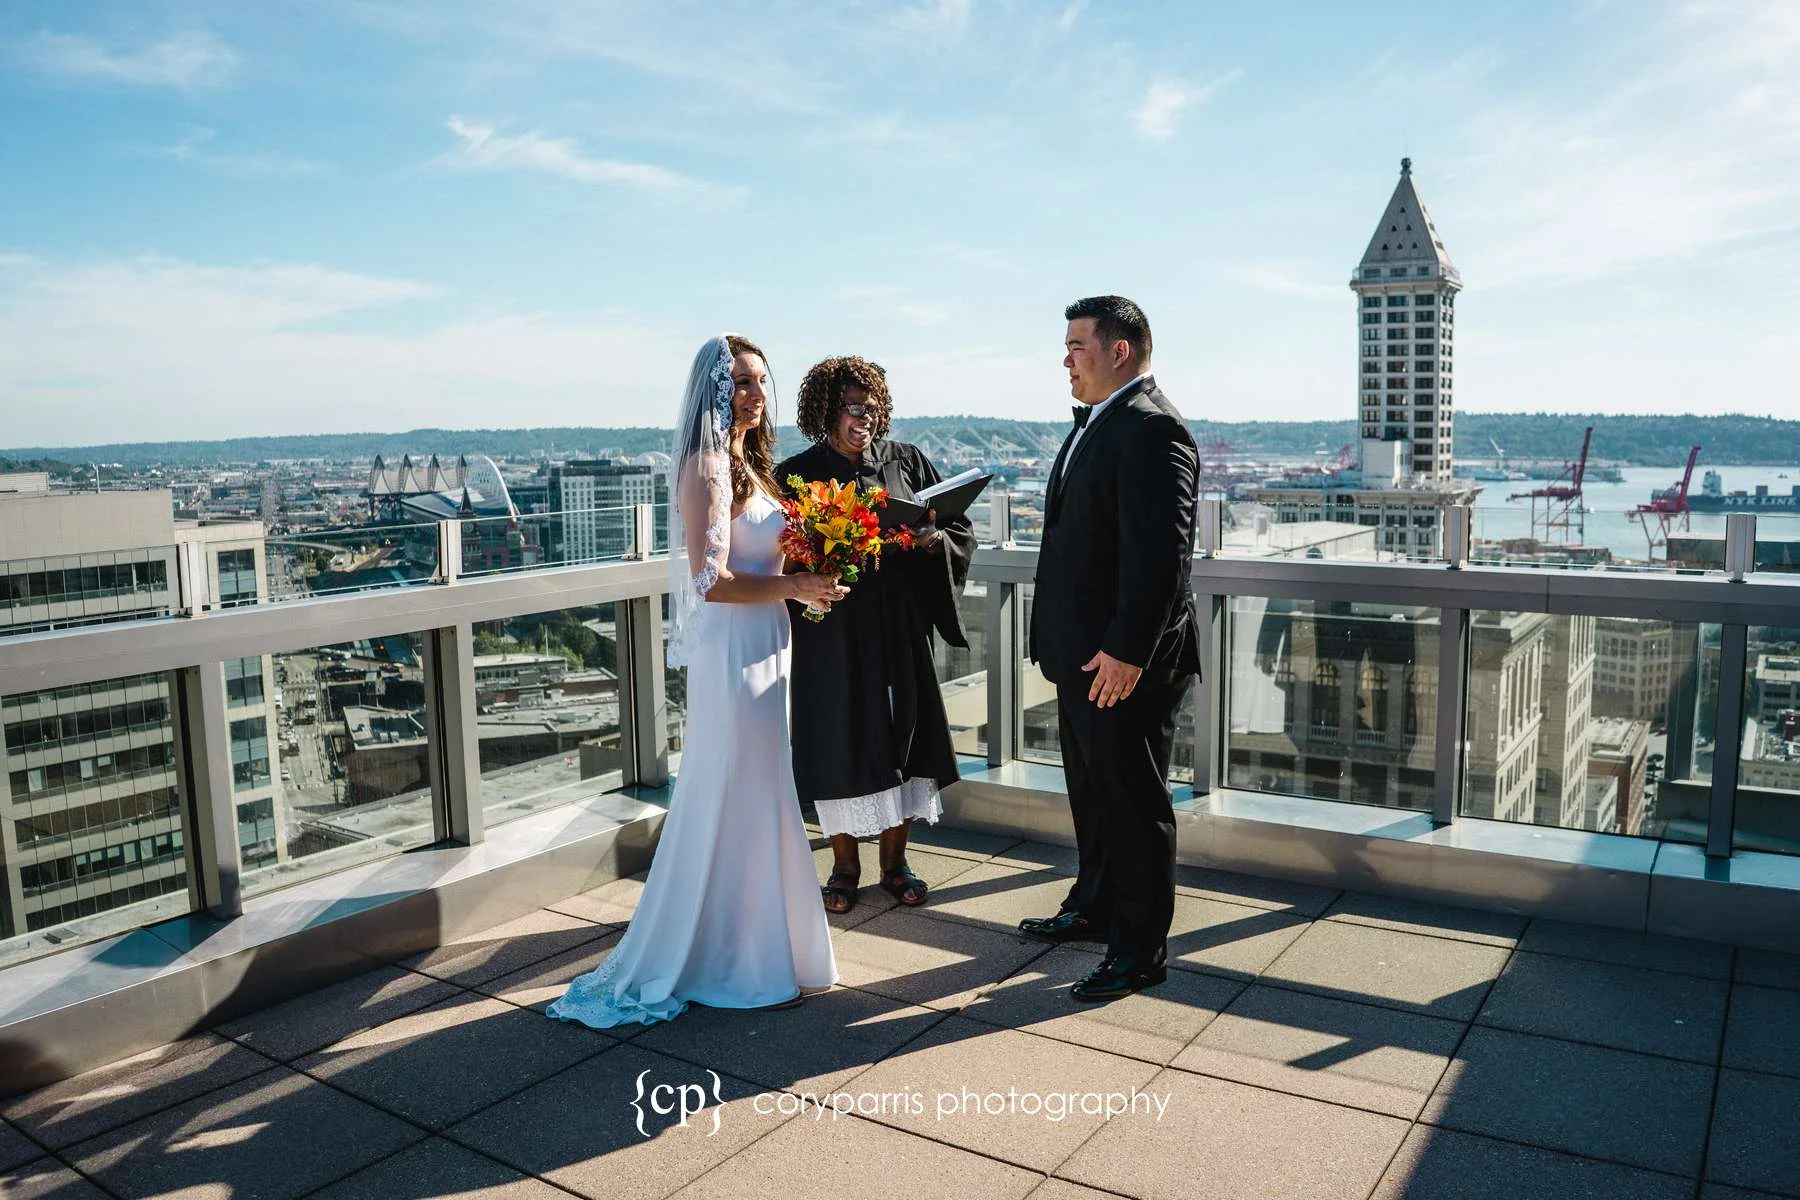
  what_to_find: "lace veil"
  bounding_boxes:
[666,335,762,668]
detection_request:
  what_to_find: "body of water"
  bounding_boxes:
[1471,464,1800,559]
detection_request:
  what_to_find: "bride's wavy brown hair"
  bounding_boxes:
[725,335,780,507]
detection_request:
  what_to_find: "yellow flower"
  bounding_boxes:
[814,515,855,555]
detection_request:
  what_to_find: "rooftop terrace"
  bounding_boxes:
[5,500,1800,1198]
[7,828,1800,1200]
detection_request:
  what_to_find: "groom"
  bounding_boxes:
[1022,295,1202,1002]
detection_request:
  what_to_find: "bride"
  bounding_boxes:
[548,334,846,1028]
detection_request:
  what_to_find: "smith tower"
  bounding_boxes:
[1250,157,1477,559]
[1352,157,1462,482]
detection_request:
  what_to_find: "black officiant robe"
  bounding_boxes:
[777,439,975,807]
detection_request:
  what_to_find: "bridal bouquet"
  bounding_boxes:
[779,475,913,621]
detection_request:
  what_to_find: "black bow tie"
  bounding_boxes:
[1071,406,1091,429]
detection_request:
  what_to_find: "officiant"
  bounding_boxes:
[779,356,976,914]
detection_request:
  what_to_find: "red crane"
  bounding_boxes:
[1510,426,1593,544]
[1630,445,1700,561]
[1197,437,1235,493]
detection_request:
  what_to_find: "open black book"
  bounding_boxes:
[878,467,993,531]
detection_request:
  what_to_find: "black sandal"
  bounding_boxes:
[822,869,860,914]
[880,862,928,906]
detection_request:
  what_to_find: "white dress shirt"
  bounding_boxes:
[1063,372,1150,468]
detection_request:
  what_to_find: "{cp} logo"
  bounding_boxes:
[630,1069,725,1138]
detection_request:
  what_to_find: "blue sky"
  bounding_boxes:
[2,0,1796,448]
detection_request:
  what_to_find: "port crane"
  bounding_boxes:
[1509,426,1592,544]
[1197,437,1235,493]
[1488,437,1507,473]
[1629,446,1700,560]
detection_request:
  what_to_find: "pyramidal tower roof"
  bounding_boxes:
[1355,157,1460,285]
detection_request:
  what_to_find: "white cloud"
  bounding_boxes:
[0,255,695,445]
[876,345,1069,426]
[1447,1,1800,289]
[441,116,710,193]
[1056,2,1088,33]
[896,304,950,327]
[23,30,237,89]
[830,284,952,327]
[1133,71,1241,141]
[343,1,825,112]
[151,128,324,177]
[1219,264,1344,302]
[889,0,973,39]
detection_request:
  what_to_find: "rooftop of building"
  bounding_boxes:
[343,704,426,749]
[1590,715,1652,755]
[4,829,1795,1199]
[1756,655,1800,683]
[0,473,50,496]
[1221,518,1376,560]
[1249,473,1483,498]
[473,653,571,671]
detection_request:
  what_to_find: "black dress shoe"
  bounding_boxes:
[1018,911,1103,943]
[1071,953,1168,1002]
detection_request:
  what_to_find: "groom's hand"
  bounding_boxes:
[1082,650,1142,708]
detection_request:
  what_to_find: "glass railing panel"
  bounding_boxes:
[934,581,989,758]
[1017,584,1062,765]
[1461,465,1800,573]
[0,546,182,634]
[1461,613,1714,842]
[1742,511,1800,573]
[1003,482,1046,547]
[662,598,686,761]
[244,633,438,896]
[263,522,441,603]
[0,671,194,967]
[1223,487,1448,564]
[1216,504,1385,562]
[1172,685,1200,784]
[1225,597,1438,809]
[459,504,668,578]
[1738,624,1800,853]
[470,604,626,827]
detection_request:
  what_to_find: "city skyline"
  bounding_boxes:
[3,1,1798,446]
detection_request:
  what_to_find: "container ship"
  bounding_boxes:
[1686,470,1800,513]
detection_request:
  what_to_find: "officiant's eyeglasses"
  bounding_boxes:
[842,403,872,419]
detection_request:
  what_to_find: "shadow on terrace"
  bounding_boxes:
[4,821,1798,1200]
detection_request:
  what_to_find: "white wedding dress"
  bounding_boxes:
[548,491,837,1029]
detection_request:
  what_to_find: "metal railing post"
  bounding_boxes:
[1708,515,1755,858]
[618,595,670,787]
[988,490,1013,549]
[631,503,658,561]
[1725,512,1756,582]
[1707,625,1750,859]
[1197,499,1224,558]
[176,540,213,615]
[1192,591,1226,795]
[984,489,1020,766]
[1433,607,1471,825]
[435,520,462,585]
[1442,503,1471,568]
[422,623,484,845]
[173,663,243,918]
[985,579,1018,768]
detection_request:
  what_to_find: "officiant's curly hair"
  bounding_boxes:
[795,356,893,445]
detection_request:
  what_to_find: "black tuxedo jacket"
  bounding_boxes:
[1028,376,1203,688]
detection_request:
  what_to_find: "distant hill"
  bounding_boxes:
[4,412,1796,469]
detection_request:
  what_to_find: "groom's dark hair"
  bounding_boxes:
[1065,295,1152,365]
